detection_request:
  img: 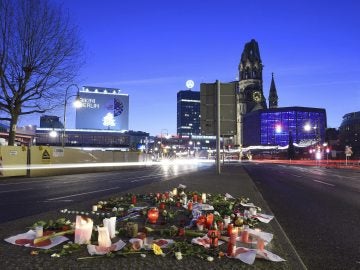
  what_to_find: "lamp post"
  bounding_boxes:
[62,84,81,147]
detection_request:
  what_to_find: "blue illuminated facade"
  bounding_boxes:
[243,107,327,146]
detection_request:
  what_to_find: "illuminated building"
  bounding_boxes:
[177,90,200,137]
[76,86,129,130]
[243,107,327,146]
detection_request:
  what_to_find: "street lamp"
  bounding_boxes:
[62,84,81,147]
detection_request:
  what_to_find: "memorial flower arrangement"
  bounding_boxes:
[5,186,284,265]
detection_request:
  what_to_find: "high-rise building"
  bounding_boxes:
[177,90,200,137]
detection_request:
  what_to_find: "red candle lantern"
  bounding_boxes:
[217,220,224,231]
[131,195,137,204]
[227,223,233,237]
[241,230,249,243]
[147,208,159,224]
[207,229,219,247]
[227,242,234,256]
[156,193,161,199]
[165,192,169,199]
[206,213,214,229]
[230,226,238,245]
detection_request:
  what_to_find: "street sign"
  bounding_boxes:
[200,82,237,136]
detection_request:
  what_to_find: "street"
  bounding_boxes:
[0,162,211,223]
[243,162,360,270]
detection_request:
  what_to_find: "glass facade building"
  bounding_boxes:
[177,90,201,137]
[243,107,327,146]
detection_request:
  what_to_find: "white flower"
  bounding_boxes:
[207,256,214,262]
[112,207,118,212]
[51,253,60,258]
[175,251,183,260]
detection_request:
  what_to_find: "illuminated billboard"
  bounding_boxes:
[75,86,129,130]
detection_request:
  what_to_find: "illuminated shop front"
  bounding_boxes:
[243,107,327,147]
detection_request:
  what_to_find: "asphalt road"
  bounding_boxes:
[0,162,211,223]
[243,162,360,270]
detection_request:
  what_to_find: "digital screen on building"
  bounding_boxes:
[76,89,129,130]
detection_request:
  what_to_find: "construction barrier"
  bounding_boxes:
[0,146,28,177]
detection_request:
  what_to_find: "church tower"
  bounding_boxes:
[238,39,267,113]
[268,73,278,108]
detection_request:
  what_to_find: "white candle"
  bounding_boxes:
[249,207,257,216]
[97,226,112,248]
[172,188,178,196]
[35,226,43,238]
[74,216,93,245]
[223,216,231,229]
[92,205,98,212]
[201,193,207,203]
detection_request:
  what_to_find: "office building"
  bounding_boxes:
[177,90,200,137]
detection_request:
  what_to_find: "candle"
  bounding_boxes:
[103,217,116,238]
[126,222,138,238]
[74,216,93,244]
[196,222,204,231]
[227,242,234,256]
[97,226,112,248]
[35,226,43,238]
[131,195,137,204]
[208,230,219,247]
[227,223,233,237]
[206,213,214,229]
[230,226,238,245]
[147,208,159,224]
[172,188,178,196]
[92,205,98,212]
[201,193,207,203]
[241,230,249,243]
[165,192,169,199]
[217,220,224,231]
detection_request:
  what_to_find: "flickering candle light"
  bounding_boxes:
[97,226,112,248]
[230,226,238,245]
[147,208,159,224]
[206,213,214,229]
[74,216,93,244]
[92,205,98,212]
[172,188,178,196]
[131,195,137,204]
[201,193,207,203]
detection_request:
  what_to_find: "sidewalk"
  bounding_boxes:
[0,163,307,269]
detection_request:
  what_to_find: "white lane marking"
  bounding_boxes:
[45,186,121,201]
[313,180,335,187]
[290,174,302,178]
[0,188,33,194]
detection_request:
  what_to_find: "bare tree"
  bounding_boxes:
[0,0,83,145]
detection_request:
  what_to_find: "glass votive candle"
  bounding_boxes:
[35,226,43,238]
[147,208,159,224]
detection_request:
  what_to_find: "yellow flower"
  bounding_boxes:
[152,243,163,255]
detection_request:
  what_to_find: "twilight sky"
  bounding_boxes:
[20,0,360,136]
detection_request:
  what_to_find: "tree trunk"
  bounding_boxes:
[8,115,18,146]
